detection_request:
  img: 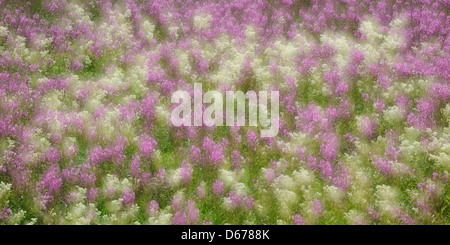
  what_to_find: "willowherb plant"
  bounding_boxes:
[0,0,448,225]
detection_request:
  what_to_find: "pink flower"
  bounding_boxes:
[231,150,242,170]
[148,200,160,216]
[310,199,323,216]
[122,189,135,206]
[212,180,225,197]
[247,130,258,151]
[181,161,192,185]
[359,116,378,140]
[292,214,305,225]
[141,134,157,158]
[173,212,187,225]
[197,186,206,200]
[186,200,200,225]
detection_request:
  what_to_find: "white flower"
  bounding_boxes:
[67,3,93,25]
[63,137,78,158]
[85,88,107,113]
[274,188,298,218]
[245,26,258,41]
[292,169,315,187]
[65,203,100,225]
[233,182,248,196]
[218,169,244,189]
[344,210,366,225]
[42,91,64,111]
[156,105,170,124]
[222,197,232,211]
[142,20,155,41]
[176,50,192,77]
[320,33,351,70]
[431,152,450,171]
[274,174,296,192]
[193,14,212,30]
[148,208,173,225]
[169,168,182,188]
[0,26,8,38]
[0,182,12,201]
[276,219,287,225]
[441,104,450,122]
[324,185,343,202]
[360,19,382,44]
[101,203,139,224]
[375,185,399,215]
[71,187,87,204]
[104,174,133,195]
[99,67,125,90]
[383,106,403,124]
[26,218,38,225]
[107,199,123,214]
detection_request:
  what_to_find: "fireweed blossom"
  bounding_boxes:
[0,0,449,225]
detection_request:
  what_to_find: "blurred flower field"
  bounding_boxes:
[0,0,449,225]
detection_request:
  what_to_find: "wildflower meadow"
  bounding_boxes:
[0,0,449,225]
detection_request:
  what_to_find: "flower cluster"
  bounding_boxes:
[0,0,449,225]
